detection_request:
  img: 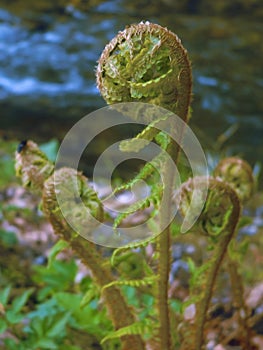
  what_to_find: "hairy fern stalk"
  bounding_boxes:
[15,22,256,350]
[97,22,192,350]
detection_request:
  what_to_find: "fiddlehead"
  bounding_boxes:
[214,157,254,202]
[178,176,241,350]
[15,141,145,350]
[97,22,192,350]
[214,157,255,349]
[15,140,54,195]
[96,21,192,120]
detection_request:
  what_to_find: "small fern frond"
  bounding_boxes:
[80,283,101,308]
[47,239,69,268]
[111,157,160,197]
[120,137,152,153]
[111,235,157,266]
[112,163,155,196]
[102,275,158,292]
[154,131,171,149]
[113,184,162,231]
[119,115,168,153]
[101,319,154,344]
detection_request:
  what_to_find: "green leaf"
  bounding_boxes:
[27,297,62,320]
[6,310,24,324]
[170,299,182,313]
[101,320,153,344]
[122,286,139,308]
[111,235,155,266]
[48,240,69,268]
[36,338,58,349]
[0,229,18,246]
[0,318,7,334]
[237,216,253,229]
[186,257,196,275]
[37,286,53,301]
[54,292,111,337]
[0,285,11,306]
[33,260,77,292]
[4,338,18,350]
[0,157,16,189]
[239,238,250,256]
[29,317,45,337]
[12,288,34,313]
[80,285,99,309]
[45,312,71,338]
[102,276,157,292]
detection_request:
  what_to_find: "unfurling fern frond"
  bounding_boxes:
[178,176,241,350]
[101,319,156,344]
[112,163,155,195]
[15,140,54,194]
[111,151,167,197]
[119,115,169,152]
[111,235,157,267]
[80,283,101,309]
[15,141,145,350]
[96,22,192,119]
[113,184,162,231]
[213,157,254,202]
[154,131,171,149]
[102,275,158,292]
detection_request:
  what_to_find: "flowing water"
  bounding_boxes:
[0,0,262,168]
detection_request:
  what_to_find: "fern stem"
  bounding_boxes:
[179,178,241,350]
[226,255,253,349]
[96,22,192,349]
[157,138,180,349]
[42,170,145,350]
[157,229,171,349]
[193,230,236,350]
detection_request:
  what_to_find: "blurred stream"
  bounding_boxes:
[0,0,262,170]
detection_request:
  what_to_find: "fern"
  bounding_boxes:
[112,184,162,233]
[102,275,158,292]
[154,131,171,149]
[119,115,169,153]
[80,283,101,309]
[101,319,155,344]
[14,20,257,350]
[111,235,157,267]
[47,239,69,268]
[111,151,166,197]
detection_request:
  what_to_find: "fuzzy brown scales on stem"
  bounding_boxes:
[178,177,241,350]
[214,158,255,349]
[97,22,193,350]
[42,168,145,350]
[15,142,145,350]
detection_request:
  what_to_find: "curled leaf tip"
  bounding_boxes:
[213,157,254,202]
[15,140,54,194]
[178,176,240,237]
[96,22,192,120]
[42,167,104,238]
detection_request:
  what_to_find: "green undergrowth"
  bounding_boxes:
[1,131,263,350]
